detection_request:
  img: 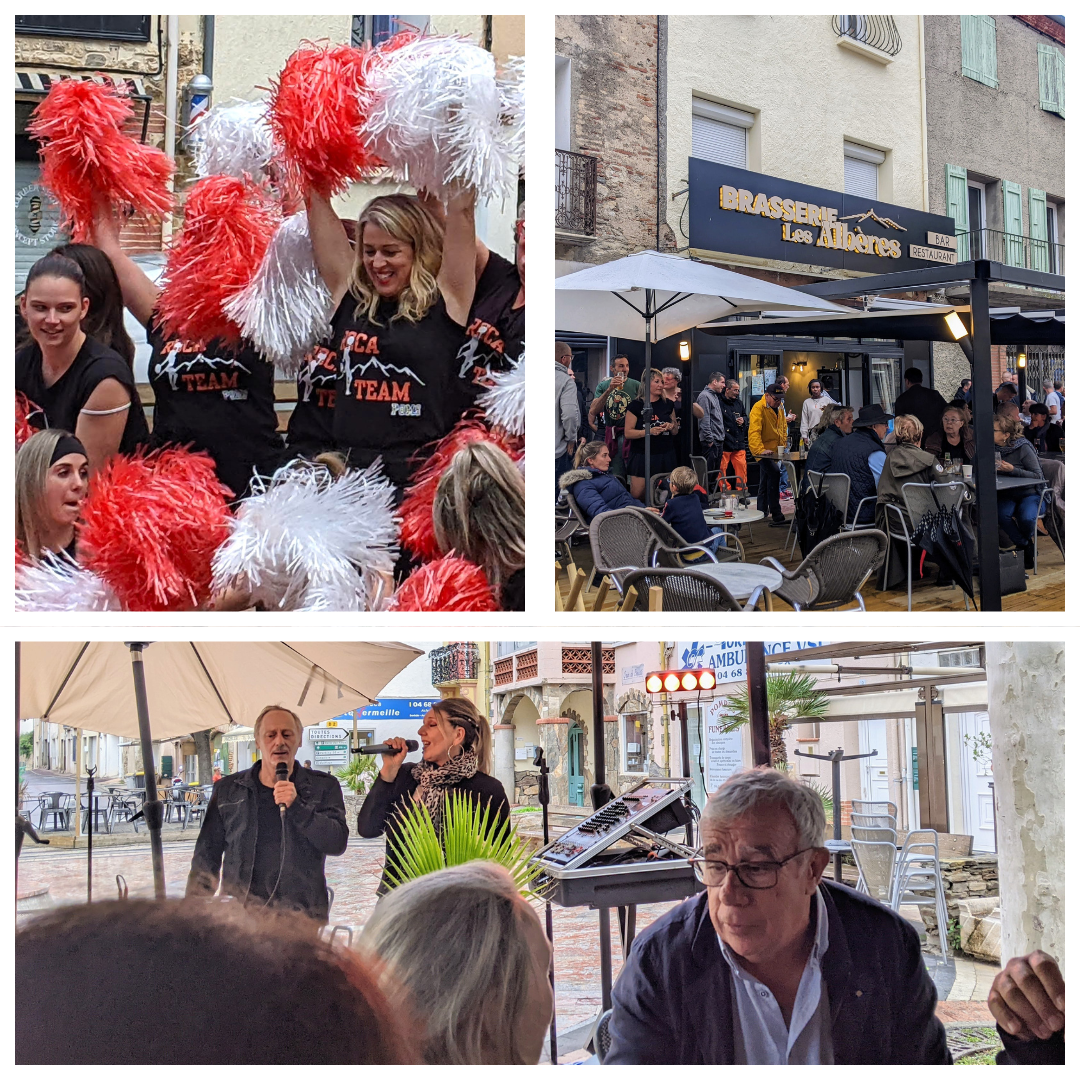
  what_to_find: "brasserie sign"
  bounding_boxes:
[688,158,958,274]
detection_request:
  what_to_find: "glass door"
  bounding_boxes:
[735,352,783,414]
[567,725,584,806]
[870,357,901,414]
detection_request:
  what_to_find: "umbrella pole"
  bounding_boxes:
[127,643,166,900]
[75,728,82,843]
[86,766,95,902]
[644,290,653,506]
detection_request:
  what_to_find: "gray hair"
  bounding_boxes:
[815,402,852,436]
[701,767,826,848]
[662,366,682,381]
[358,862,540,1065]
[253,704,303,741]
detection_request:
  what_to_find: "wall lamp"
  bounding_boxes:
[678,340,691,362]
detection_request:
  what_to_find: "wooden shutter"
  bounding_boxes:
[945,164,970,261]
[1038,43,1065,117]
[1002,180,1024,267]
[960,15,998,89]
[1028,188,1049,272]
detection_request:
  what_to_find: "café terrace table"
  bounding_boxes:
[691,561,782,610]
[704,505,765,554]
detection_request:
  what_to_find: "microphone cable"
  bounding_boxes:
[263,764,290,909]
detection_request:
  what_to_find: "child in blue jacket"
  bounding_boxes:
[661,466,726,556]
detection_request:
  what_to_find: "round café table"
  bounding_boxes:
[692,561,782,610]
[704,506,765,555]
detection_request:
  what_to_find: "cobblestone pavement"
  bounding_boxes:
[18,836,1000,1045]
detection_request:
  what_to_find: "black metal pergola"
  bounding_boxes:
[713,260,1064,611]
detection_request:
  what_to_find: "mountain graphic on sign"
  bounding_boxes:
[839,208,907,232]
[342,353,427,387]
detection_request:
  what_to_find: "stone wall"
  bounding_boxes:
[555,15,673,263]
[920,854,999,950]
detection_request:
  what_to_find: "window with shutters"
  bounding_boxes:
[1028,188,1049,272]
[1038,43,1065,117]
[960,15,998,89]
[691,97,751,169]
[945,163,970,261]
[1002,180,1024,268]
[844,143,883,200]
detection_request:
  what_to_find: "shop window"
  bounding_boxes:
[796,723,820,741]
[622,713,647,773]
[691,97,751,169]
[15,16,152,42]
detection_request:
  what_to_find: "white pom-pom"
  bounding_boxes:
[211,459,398,611]
[193,98,277,181]
[497,56,525,165]
[476,356,525,436]
[15,555,121,612]
[225,211,335,373]
[365,36,522,202]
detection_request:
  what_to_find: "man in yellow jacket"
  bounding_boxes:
[748,383,790,525]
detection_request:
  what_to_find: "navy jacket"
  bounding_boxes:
[661,489,711,544]
[804,424,845,476]
[829,427,887,525]
[720,395,749,451]
[559,467,642,522]
[186,762,348,922]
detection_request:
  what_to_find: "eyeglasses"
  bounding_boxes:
[942,416,964,424]
[690,847,814,890]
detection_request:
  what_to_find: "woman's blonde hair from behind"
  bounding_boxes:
[358,862,540,1065]
[348,194,443,325]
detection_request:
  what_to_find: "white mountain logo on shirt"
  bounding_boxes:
[341,353,426,388]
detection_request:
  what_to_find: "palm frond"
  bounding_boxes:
[385,789,541,895]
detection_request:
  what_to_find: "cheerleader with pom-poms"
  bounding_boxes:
[15,430,90,563]
[89,201,285,501]
[15,253,148,473]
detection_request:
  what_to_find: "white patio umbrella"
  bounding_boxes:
[555,251,846,497]
[16,640,423,899]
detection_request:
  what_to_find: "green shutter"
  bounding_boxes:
[1038,43,1065,117]
[945,164,970,261]
[961,15,998,89]
[1002,180,1024,267]
[1028,188,1049,272]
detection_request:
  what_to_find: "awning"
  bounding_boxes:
[220,726,255,744]
[701,304,1064,346]
[15,70,149,98]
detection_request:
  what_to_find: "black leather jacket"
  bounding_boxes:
[186,762,348,922]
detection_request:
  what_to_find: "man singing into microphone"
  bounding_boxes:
[186,706,348,922]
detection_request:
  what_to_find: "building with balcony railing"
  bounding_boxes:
[489,642,618,807]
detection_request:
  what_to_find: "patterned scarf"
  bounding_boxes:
[412,749,479,832]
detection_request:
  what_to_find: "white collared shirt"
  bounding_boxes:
[716,888,833,1065]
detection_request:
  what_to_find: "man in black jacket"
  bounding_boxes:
[186,705,348,922]
[829,403,891,525]
[607,768,1064,1065]
[718,379,748,492]
[893,367,947,443]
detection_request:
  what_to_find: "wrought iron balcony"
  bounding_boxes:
[430,642,480,685]
[961,228,1064,274]
[556,148,597,238]
[832,15,902,56]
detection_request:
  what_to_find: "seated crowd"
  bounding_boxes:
[16,771,1066,1065]
[558,355,1060,581]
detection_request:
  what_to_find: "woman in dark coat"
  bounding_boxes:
[924,403,976,467]
[558,440,644,522]
[993,414,1045,568]
[356,698,510,895]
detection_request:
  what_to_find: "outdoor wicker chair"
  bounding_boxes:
[593,1009,614,1064]
[556,489,591,562]
[620,567,765,612]
[635,507,742,566]
[883,481,972,612]
[589,507,660,596]
[648,472,671,508]
[760,529,887,611]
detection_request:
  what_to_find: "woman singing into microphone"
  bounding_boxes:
[356,698,510,895]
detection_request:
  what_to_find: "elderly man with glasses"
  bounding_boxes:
[606,768,1064,1064]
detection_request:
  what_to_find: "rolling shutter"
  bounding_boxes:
[945,164,970,261]
[844,142,884,200]
[15,161,69,293]
[1028,188,1049,272]
[1038,43,1065,117]
[691,98,750,168]
[1002,180,1024,267]
[960,15,998,89]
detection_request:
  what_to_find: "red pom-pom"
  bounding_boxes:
[28,78,174,243]
[16,392,44,449]
[78,447,234,611]
[156,176,280,345]
[391,555,498,612]
[398,419,522,562]
[269,42,384,198]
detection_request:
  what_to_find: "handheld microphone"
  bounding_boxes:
[275,761,289,816]
[354,739,419,755]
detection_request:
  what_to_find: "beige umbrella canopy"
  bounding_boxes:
[18,641,423,738]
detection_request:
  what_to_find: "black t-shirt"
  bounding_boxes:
[287,342,340,458]
[627,396,677,457]
[145,318,284,500]
[458,250,524,383]
[15,335,148,453]
[330,294,475,488]
[939,438,971,467]
[248,773,286,904]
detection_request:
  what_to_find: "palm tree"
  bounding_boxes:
[724,672,830,769]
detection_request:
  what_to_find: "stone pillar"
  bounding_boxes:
[492,723,516,804]
[985,641,1065,971]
